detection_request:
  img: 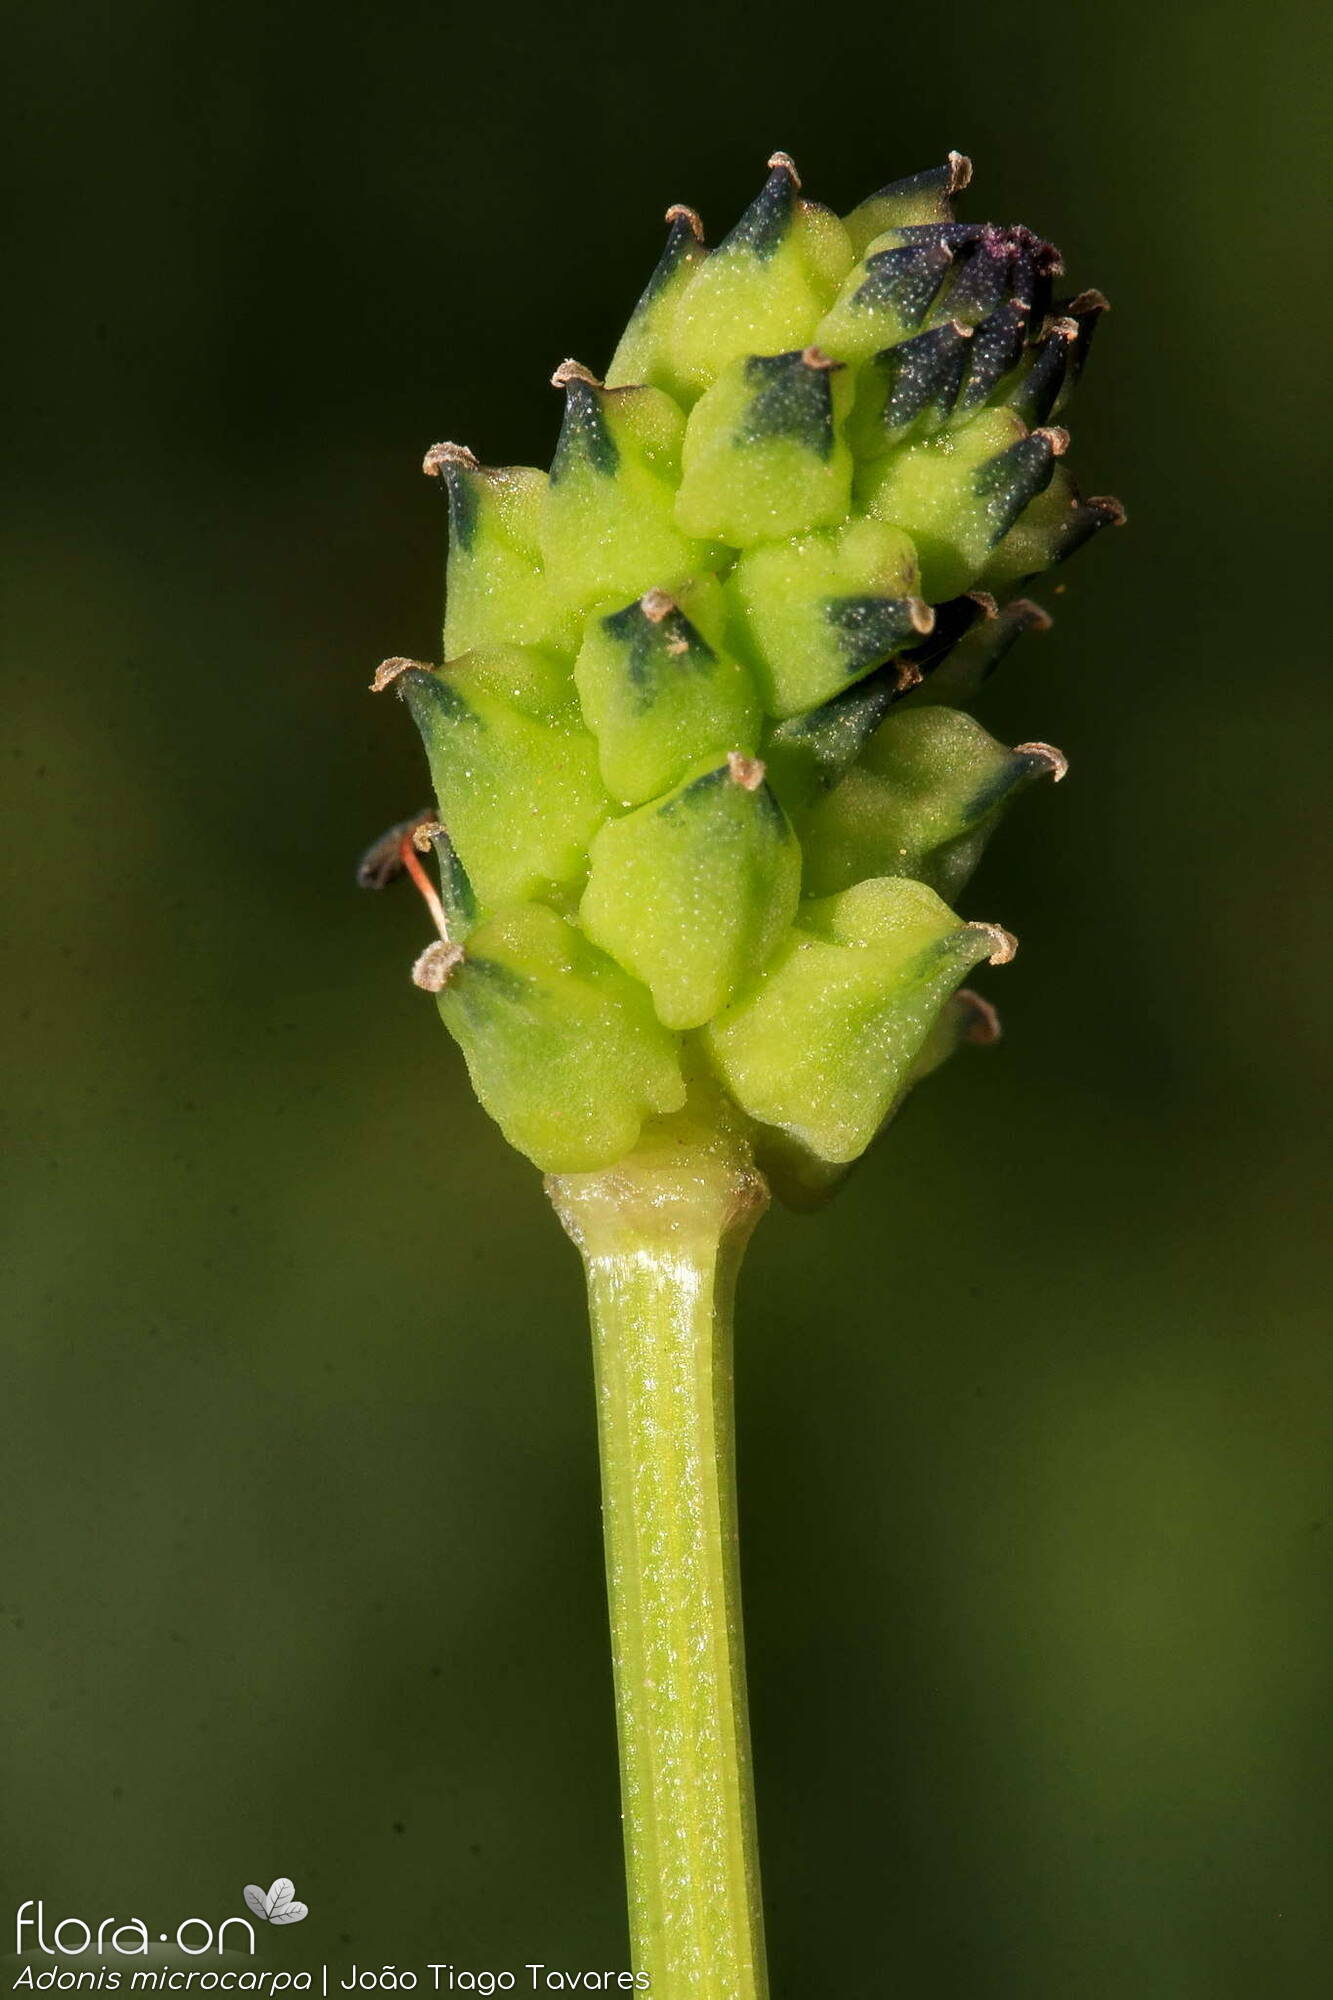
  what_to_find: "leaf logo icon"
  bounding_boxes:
[243,1879,309,1925]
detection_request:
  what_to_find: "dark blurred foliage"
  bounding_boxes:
[3,0,1330,1992]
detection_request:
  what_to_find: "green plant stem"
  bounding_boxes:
[548,1125,770,2000]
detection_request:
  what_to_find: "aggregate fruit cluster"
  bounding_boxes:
[372,152,1120,1196]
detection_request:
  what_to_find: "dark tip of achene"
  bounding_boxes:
[1006,596,1053,633]
[665,203,705,240]
[355,808,438,890]
[722,154,801,262]
[956,988,1001,1044]
[551,358,603,391]
[411,940,465,992]
[1035,425,1070,456]
[422,441,478,478]
[970,922,1018,966]
[639,588,677,623]
[947,150,973,193]
[1015,740,1070,782]
[800,345,842,371]
[1089,494,1128,526]
[727,751,767,791]
[371,656,432,693]
[1065,288,1111,316]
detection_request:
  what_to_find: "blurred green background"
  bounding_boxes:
[4,0,1330,1992]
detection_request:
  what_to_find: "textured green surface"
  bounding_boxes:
[727,517,924,718]
[434,902,686,1172]
[797,707,1064,899]
[401,658,608,908]
[581,759,801,1032]
[573,578,758,806]
[705,877,1002,1162]
[6,6,1330,1995]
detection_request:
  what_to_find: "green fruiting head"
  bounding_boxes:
[369,152,1122,1200]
